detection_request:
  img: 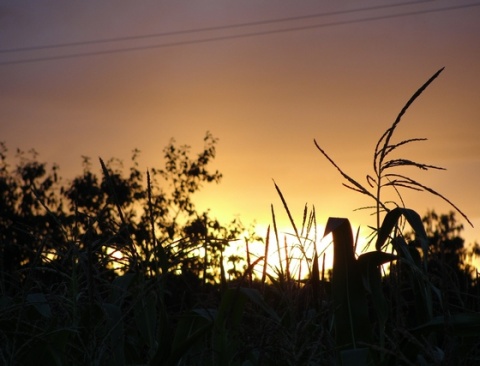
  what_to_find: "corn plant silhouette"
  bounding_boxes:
[313,68,478,365]
[314,67,472,238]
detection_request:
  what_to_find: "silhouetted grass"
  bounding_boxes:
[1,69,480,365]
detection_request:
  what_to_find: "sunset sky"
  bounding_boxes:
[2,1,480,261]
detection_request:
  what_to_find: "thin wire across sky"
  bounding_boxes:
[0,0,436,54]
[1,1,480,66]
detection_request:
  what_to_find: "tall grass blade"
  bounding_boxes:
[273,180,302,245]
[270,204,284,278]
[245,238,252,285]
[262,225,270,286]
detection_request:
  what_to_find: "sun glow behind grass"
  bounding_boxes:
[105,246,129,274]
[102,215,378,282]
[223,222,373,282]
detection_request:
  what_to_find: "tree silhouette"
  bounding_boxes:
[420,210,480,310]
[0,133,244,295]
[0,144,65,292]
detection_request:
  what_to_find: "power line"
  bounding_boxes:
[0,0,435,54]
[1,2,479,66]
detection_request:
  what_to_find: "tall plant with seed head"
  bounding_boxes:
[312,68,478,364]
[314,67,472,242]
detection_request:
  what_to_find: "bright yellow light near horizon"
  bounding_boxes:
[222,222,376,282]
[106,247,127,274]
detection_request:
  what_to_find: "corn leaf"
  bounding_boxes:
[375,207,427,252]
[325,217,372,351]
[357,251,397,351]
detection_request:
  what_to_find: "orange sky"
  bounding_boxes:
[2,1,480,252]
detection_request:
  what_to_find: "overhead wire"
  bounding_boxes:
[1,2,479,66]
[0,0,436,54]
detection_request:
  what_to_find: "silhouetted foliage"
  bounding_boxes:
[313,68,480,364]
[0,133,243,293]
[420,211,479,310]
[0,145,65,291]
[377,210,480,364]
[1,114,479,364]
[0,134,257,366]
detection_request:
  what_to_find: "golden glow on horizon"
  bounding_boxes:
[223,223,373,281]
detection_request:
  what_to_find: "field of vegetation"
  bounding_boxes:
[1,68,480,365]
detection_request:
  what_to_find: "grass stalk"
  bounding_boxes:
[261,225,270,288]
[270,204,284,278]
